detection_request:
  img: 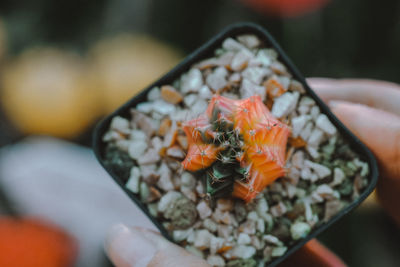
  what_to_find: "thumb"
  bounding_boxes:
[105,224,210,267]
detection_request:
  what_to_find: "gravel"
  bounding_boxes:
[102,34,370,266]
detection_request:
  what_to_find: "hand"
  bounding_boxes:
[308,78,400,226]
[105,224,209,267]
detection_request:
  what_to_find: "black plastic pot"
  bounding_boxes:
[93,22,379,266]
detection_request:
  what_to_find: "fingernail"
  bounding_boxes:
[106,224,158,267]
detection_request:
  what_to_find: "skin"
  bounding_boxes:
[105,78,400,267]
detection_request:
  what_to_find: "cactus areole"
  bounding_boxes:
[182,95,290,202]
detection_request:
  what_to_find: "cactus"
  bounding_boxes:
[182,95,290,202]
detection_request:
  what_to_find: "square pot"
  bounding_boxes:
[93,22,378,266]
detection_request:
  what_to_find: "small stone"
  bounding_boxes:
[291,150,304,169]
[231,49,253,71]
[310,106,320,120]
[158,191,182,212]
[255,49,277,67]
[263,235,282,246]
[324,200,344,222]
[237,34,261,49]
[210,236,225,254]
[198,85,213,99]
[239,220,256,235]
[166,146,185,159]
[203,218,218,233]
[247,211,259,221]
[136,102,154,114]
[206,67,228,91]
[229,245,256,259]
[216,198,234,212]
[207,255,225,267]
[255,198,269,221]
[147,86,161,101]
[137,148,160,165]
[241,67,269,85]
[291,115,310,138]
[163,121,178,147]
[128,140,148,160]
[139,182,149,203]
[197,200,212,219]
[110,116,130,134]
[217,224,233,239]
[140,164,159,184]
[240,78,266,100]
[173,228,194,242]
[223,37,247,51]
[190,99,209,117]
[331,167,346,186]
[161,85,183,104]
[257,218,265,233]
[229,72,242,82]
[125,167,140,193]
[164,196,197,229]
[180,185,196,202]
[130,129,147,141]
[308,128,324,147]
[157,163,174,191]
[271,92,300,118]
[151,136,163,151]
[271,246,287,257]
[131,110,158,137]
[270,202,287,217]
[290,222,311,240]
[183,94,198,107]
[194,229,213,249]
[305,160,332,179]
[158,118,171,136]
[181,68,203,94]
[181,172,197,189]
[300,122,313,141]
[152,100,176,115]
[289,80,306,93]
[316,114,337,135]
[237,233,251,245]
[306,146,320,159]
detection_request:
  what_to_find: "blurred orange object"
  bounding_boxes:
[241,0,329,17]
[88,34,182,114]
[280,239,346,267]
[0,48,100,138]
[0,217,77,267]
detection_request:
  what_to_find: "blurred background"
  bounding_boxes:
[0,0,399,266]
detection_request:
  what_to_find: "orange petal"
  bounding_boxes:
[181,143,223,171]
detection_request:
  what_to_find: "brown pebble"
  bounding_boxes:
[161,85,183,104]
[177,135,188,150]
[158,118,172,136]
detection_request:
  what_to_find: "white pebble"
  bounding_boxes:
[237,34,261,49]
[271,92,300,118]
[307,128,324,147]
[290,222,311,240]
[125,167,140,193]
[316,114,337,135]
[237,233,252,245]
[291,115,310,137]
[207,255,225,267]
[305,160,332,179]
[197,201,212,219]
[181,68,203,94]
[147,87,161,101]
[110,116,130,134]
[128,140,148,160]
[158,191,182,212]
